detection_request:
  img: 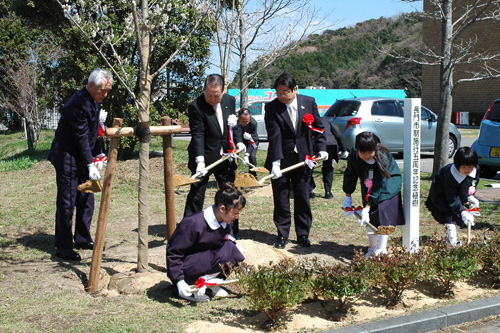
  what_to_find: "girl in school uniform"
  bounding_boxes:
[426,147,479,246]
[342,132,405,256]
[167,182,246,302]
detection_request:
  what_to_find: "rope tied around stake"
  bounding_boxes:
[134,121,151,143]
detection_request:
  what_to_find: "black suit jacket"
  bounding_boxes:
[264,94,326,170]
[234,116,259,154]
[187,93,236,172]
[320,117,347,151]
[48,87,102,171]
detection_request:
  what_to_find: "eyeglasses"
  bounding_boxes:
[275,89,293,96]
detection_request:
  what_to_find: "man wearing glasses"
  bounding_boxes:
[264,74,327,249]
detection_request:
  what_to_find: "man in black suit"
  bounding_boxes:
[48,68,113,261]
[310,117,348,199]
[184,74,245,218]
[234,108,259,177]
[264,74,327,249]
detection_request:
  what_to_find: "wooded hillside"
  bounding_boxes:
[231,13,423,97]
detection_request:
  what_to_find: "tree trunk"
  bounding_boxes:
[239,4,248,109]
[137,1,152,273]
[432,0,454,176]
[25,118,34,151]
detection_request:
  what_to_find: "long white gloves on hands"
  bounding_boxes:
[196,161,208,176]
[243,132,252,140]
[236,142,246,152]
[318,151,329,160]
[342,196,352,210]
[340,151,349,159]
[361,207,370,226]
[271,161,282,179]
[467,195,480,208]
[177,280,192,298]
[87,163,101,180]
[461,210,475,226]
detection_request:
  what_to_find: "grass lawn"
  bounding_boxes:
[1,128,499,332]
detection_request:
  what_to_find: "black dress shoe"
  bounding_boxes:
[74,242,94,250]
[297,235,311,248]
[324,192,333,199]
[56,248,82,261]
[275,236,288,249]
[309,191,316,199]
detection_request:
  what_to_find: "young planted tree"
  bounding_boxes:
[210,0,333,107]
[400,0,500,174]
[55,0,212,271]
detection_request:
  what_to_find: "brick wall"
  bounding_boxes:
[422,0,500,117]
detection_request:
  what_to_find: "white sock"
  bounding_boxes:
[378,235,388,254]
[367,229,378,253]
[445,223,458,246]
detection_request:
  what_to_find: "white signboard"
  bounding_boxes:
[403,98,421,252]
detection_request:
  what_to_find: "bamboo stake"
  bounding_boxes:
[162,117,176,240]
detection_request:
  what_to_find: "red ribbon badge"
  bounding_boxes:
[302,113,324,133]
[194,277,218,288]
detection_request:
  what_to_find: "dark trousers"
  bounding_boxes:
[246,145,258,177]
[54,157,94,249]
[271,162,312,239]
[310,145,339,193]
[183,160,236,217]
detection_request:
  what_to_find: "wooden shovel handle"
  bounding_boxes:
[192,148,244,179]
[258,155,327,185]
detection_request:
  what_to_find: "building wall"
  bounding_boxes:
[422,0,500,116]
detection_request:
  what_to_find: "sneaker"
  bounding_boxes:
[364,248,373,258]
[207,286,229,298]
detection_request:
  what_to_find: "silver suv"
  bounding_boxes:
[322,97,461,157]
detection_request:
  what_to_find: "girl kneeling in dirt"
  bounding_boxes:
[342,132,405,257]
[426,147,479,246]
[167,182,246,302]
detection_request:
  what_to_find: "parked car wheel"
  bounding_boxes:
[480,165,498,179]
[448,136,457,158]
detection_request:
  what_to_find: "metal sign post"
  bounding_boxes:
[403,98,421,253]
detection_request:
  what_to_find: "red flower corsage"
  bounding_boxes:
[302,113,324,133]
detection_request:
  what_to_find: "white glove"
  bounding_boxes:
[177,280,192,298]
[342,196,352,210]
[243,156,249,165]
[467,195,479,208]
[196,161,208,176]
[461,210,475,226]
[318,151,329,160]
[361,207,370,226]
[88,163,101,180]
[271,162,282,179]
[243,132,252,140]
[341,151,349,159]
[236,142,246,152]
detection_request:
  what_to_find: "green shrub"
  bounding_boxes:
[311,259,371,316]
[231,259,313,328]
[371,246,426,307]
[422,234,480,297]
[477,229,500,281]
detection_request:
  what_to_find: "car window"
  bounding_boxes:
[324,101,360,117]
[421,107,430,121]
[248,103,263,116]
[486,101,500,121]
[371,101,402,117]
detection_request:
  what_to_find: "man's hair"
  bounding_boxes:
[238,108,250,117]
[204,74,225,91]
[88,68,113,87]
[454,146,478,168]
[274,73,297,90]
